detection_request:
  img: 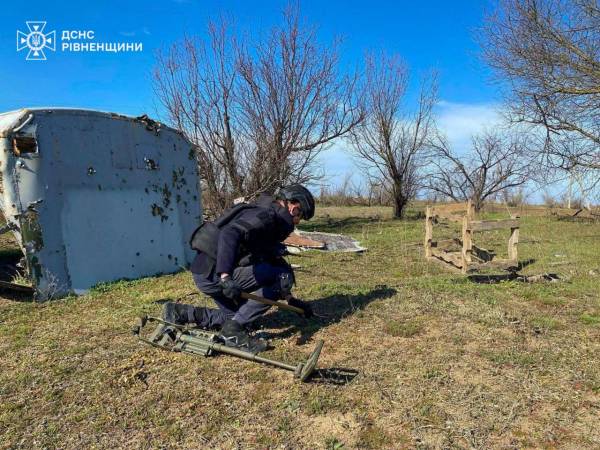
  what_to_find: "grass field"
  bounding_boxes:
[1,205,599,449]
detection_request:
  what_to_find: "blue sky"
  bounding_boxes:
[2,0,504,190]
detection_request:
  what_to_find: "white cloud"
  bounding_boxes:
[436,101,503,152]
[313,101,505,190]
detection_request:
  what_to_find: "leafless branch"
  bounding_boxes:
[427,128,535,210]
[349,52,437,218]
[153,6,362,214]
[480,0,600,171]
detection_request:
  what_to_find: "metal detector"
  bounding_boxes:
[133,316,324,382]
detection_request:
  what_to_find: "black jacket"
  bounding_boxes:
[190,195,294,277]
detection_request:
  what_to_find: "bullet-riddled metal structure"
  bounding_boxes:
[0,108,201,299]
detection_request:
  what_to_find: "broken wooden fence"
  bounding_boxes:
[424,200,519,273]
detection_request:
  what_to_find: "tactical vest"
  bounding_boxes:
[189,203,257,259]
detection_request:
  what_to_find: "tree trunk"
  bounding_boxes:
[472,196,484,212]
[392,191,407,219]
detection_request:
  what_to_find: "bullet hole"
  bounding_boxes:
[144,157,158,170]
[151,203,164,217]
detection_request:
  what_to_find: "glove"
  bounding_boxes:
[287,297,314,318]
[278,272,294,299]
[220,276,242,301]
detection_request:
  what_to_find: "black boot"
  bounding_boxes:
[219,319,268,354]
[162,302,197,326]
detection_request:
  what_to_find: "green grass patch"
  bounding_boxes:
[384,318,423,337]
[481,348,538,367]
[325,437,346,449]
[530,315,563,331]
[304,392,343,416]
[580,313,600,325]
[357,424,392,449]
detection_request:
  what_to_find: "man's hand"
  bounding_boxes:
[278,272,294,299]
[220,275,242,301]
[287,297,314,318]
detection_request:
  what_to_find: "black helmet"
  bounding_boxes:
[277,184,315,220]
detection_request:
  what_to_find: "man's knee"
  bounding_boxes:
[252,262,293,287]
[192,272,221,296]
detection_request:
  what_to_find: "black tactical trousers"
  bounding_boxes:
[192,262,293,328]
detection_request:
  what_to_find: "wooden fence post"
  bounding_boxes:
[461,215,472,273]
[467,199,474,221]
[424,206,433,258]
[508,225,519,261]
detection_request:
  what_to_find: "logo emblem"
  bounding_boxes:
[17,21,56,60]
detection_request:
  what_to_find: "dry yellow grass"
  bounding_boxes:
[0,205,599,449]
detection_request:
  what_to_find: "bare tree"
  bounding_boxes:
[481,0,600,170]
[236,7,363,195]
[349,53,437,218]
[428,129,533,211]
[154,7,362,214]
[154,21,242,214]
[365,175,386,206]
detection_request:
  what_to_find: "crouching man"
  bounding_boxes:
[162,184,315,354]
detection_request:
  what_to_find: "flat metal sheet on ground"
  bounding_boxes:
[294,230,367,252]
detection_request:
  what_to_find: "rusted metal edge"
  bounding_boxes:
[0,280,34,294]
[0,109,181,137]
[0,110,32,138]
